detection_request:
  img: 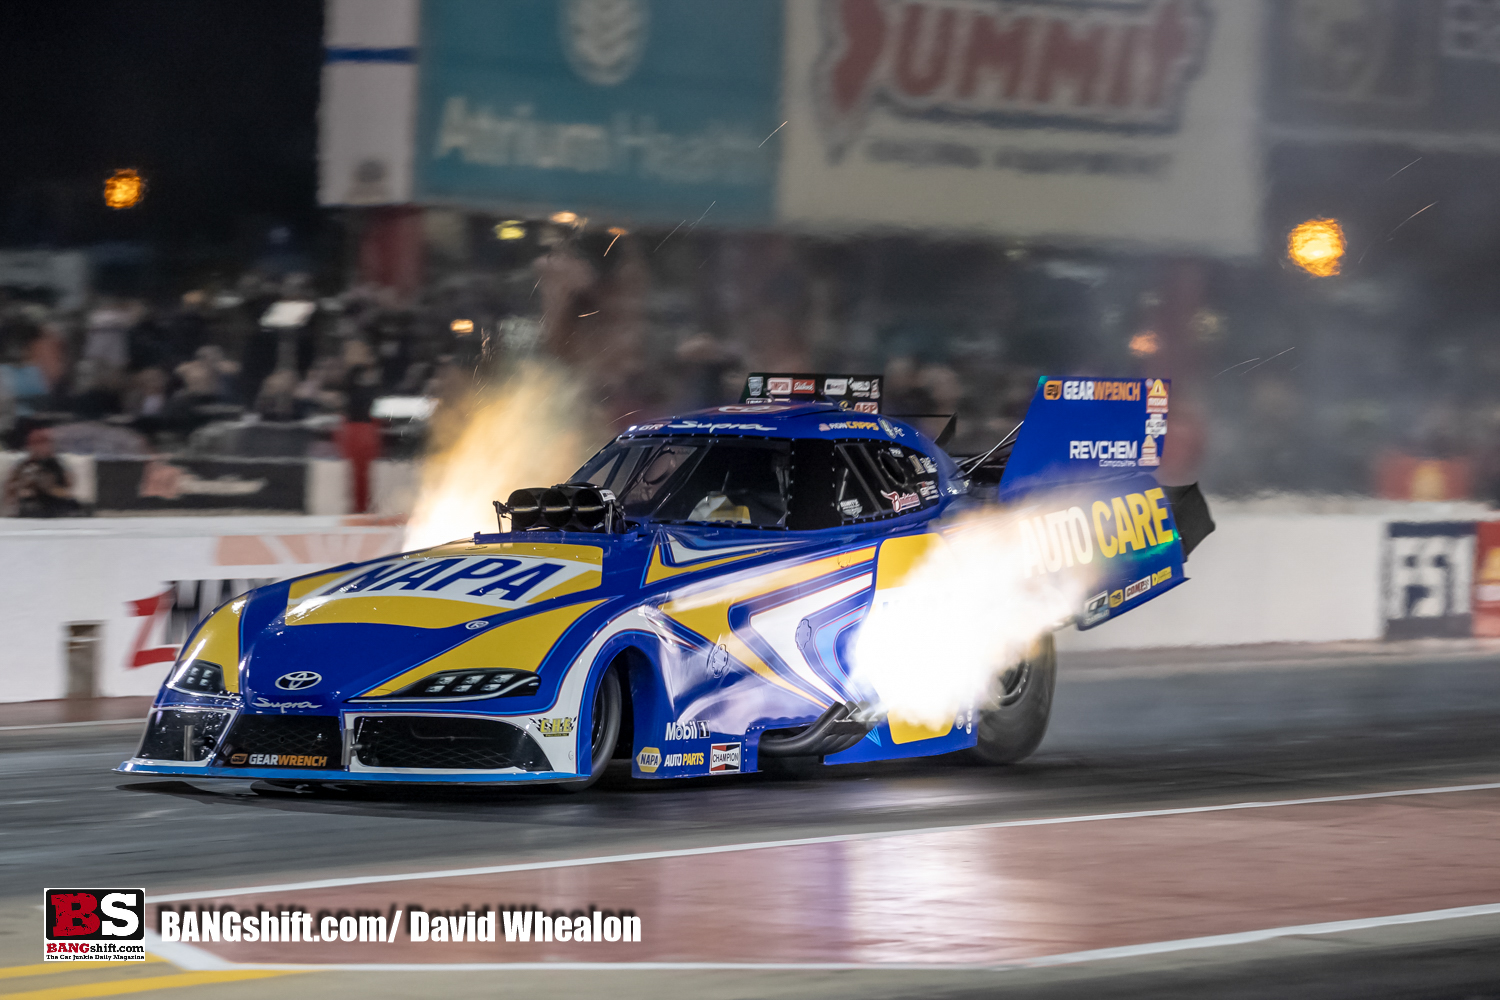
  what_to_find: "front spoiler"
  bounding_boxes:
[114,760,581,785]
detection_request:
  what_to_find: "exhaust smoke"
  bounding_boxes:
[403,360,603,550]
[852,506,1084,729]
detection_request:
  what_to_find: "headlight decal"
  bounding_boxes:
[173,597,246,694]
[166,659,228,696]
[382,669,543,700]
[356,599,605,699]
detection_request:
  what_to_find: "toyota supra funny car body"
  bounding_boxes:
[119,373,1212,787]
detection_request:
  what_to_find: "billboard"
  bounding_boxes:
[413,0,785,224]
[775,0,1263,255]
[1382,521,1475,639]
[319,0,421,206]
[1266,0,1500,142]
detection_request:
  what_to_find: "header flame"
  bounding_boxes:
[403,360,603,550]
[853,507,1083,729]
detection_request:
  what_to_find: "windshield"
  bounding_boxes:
[573,438,791,527]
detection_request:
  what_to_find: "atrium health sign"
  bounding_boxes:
[416,0,783,224]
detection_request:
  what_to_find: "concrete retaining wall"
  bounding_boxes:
[0,496,1492,703]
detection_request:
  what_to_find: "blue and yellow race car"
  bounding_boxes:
[119,373,1211,788]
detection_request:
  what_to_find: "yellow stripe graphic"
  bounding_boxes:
[659,547,875,703]
[360,599,605,696]
[644,545,777,585]
[175,597,246,693]
[416,541,603,563]
[0,969,296,1000]
[0,958,164,981]
[284,570,345,602]
[528,569,602,603]
[285,595,494,629]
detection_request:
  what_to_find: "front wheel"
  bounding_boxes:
[554,668,622,792]
[964,633,1056,765]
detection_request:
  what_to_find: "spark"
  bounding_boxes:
[577,311,599,318]
[689,201,716,228]
[1386,201,1436,240]
[654,220,686,252]
[1387,157,1421,180]
[1240,346,1295,374]
[1213,357,1260,378]
[603,233,622,256]
[758,121,788,147]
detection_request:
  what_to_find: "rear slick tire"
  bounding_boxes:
[554,668,622,793]
[964,633,1056,765]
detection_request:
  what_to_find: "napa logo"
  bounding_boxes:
[296,551,601,612]
[635,747,661,773]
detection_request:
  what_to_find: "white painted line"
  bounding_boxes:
[143,930,238,971]
[146,780,1500,903]
[148,902,1500,973]
[0,718,143,732]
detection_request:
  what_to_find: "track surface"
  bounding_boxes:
[2,645,1499,998]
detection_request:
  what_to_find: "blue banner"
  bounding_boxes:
[415,0,782,225]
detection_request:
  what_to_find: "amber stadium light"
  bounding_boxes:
[549,211,579,226]
[450,319,474,335]
[104,169,145,209]
[1288,218,1345,276]
[1129,331,1160,356]
[495,221,526,240]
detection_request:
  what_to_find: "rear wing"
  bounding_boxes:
[1000,376,1169,495]
[995,376,1212,630]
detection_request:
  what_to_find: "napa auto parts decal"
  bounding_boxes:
[779,0,1260,256]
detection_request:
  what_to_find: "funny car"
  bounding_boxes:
[119,372,1212,788]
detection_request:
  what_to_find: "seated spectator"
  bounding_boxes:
[254,369,299,421]
[3,429,83,517]
[28,315,69,393]
[124,367,169,420]
[0,335,52,419]
[175,345,238,402]
[66,357,126,422]
[295,356,345,417]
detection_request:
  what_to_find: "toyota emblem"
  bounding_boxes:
[275,671,322,691]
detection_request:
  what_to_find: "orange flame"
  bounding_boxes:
[104,169,145,210]
[403,360,606,550]
[1288,218,1345,277]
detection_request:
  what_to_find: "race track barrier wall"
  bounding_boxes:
[0,498,1494,704]
[0,515,406,703]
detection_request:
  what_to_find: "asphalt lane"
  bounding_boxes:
[2,647,1499,997]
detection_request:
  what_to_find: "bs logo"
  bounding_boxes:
[1043,380,1063,401]
[44,889,144,941]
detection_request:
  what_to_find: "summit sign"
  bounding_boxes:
[780,0,1262,257]
[814,0,1210,156]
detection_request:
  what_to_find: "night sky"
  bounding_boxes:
[0,1,323,251]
